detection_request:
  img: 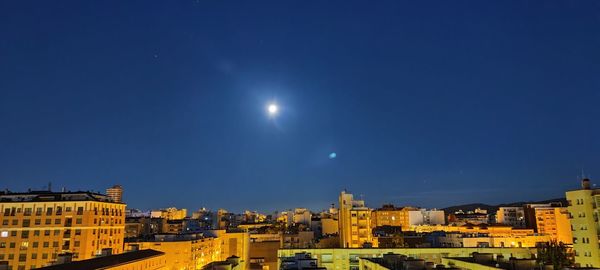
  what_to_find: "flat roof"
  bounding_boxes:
[37,249,164,270]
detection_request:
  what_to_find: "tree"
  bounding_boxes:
[536,240,573,270]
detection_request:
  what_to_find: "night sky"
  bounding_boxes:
[1,1,599,213]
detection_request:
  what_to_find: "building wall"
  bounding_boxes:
[209,230,250,270]
[150,208,187,220]
[411,225,534,237]
[0,200,125,269]
[321,218,338,235]
[534,207,573,244]
[278,248,537,270]
[125,238,220,270]
[338,192,372,248]
[566,187,600,268]
[371,208,412,230]
[496,207,525,228]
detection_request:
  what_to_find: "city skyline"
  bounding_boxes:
[2,1,600,213]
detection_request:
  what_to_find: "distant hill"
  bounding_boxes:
[442,198,568,214]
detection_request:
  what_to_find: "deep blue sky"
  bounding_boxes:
[1,1,599,213]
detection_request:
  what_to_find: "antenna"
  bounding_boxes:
[48,182,52,192]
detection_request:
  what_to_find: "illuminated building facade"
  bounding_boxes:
[565,178,600,268]
[105,185,123,204]
[338,191,372,248]
[278,247,537,270]
[150,207,187,220]
[371,205,414,231]
[534,207,572,244]
[126,234,221,270]
[0,191,126,269]
[495,207,526,228]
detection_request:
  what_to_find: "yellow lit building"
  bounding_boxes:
[534,207,572,244]
[125,235,221,270]
[208,230,250,270]
[278,247,537,270]
[338,191,372,248]
[565,178,600,268]
[125,230,250,270]
[151,207,187,220]
[437,233,551,248]
[321,218,338,235]
[0,191,126,269]
[411,224,535,237]
[106,185,124,204]
[371,205,416,231]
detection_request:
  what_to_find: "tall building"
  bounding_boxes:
[534,207,572,244]
[105,185,123,203]
[338,191,372,248]
[0,190,126,269]
[566,178,600,268]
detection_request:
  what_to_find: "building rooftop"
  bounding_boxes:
[36,249,164,270]
[0,190,122,203]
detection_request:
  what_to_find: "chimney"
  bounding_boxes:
[101,248,113,256]
[56,253,73,264]
[582,178,591,190]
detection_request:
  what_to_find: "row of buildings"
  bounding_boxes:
[0,177,599,269]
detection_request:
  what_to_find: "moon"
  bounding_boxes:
[267,103,278,116]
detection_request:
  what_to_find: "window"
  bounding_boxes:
[34,219,41,225]
[31,253,37,259]
[22,220,30,227]
[36,207,43,216]
[21,231,29,239]
[75,229,81,236]
[76,218,82,224]
[77,207,84,215]
[42,253,48,259]
[24,208,32,216]
[52,241,58,247]
[46,207,53,215]
[34,230,40,236]
[55,219,61,225]
[18,253,27,262]
[12,220,18,225]
[0,231,7,237]
[44,230,50,236]
[45,219,51,225]
[43,242,49,248]
[32,242,38,248]
[1,220,7,225]
[66,207,72,212]
[9,242,16,248]
[53,230,60,236]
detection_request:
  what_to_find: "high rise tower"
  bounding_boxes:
[106,185,123,203]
